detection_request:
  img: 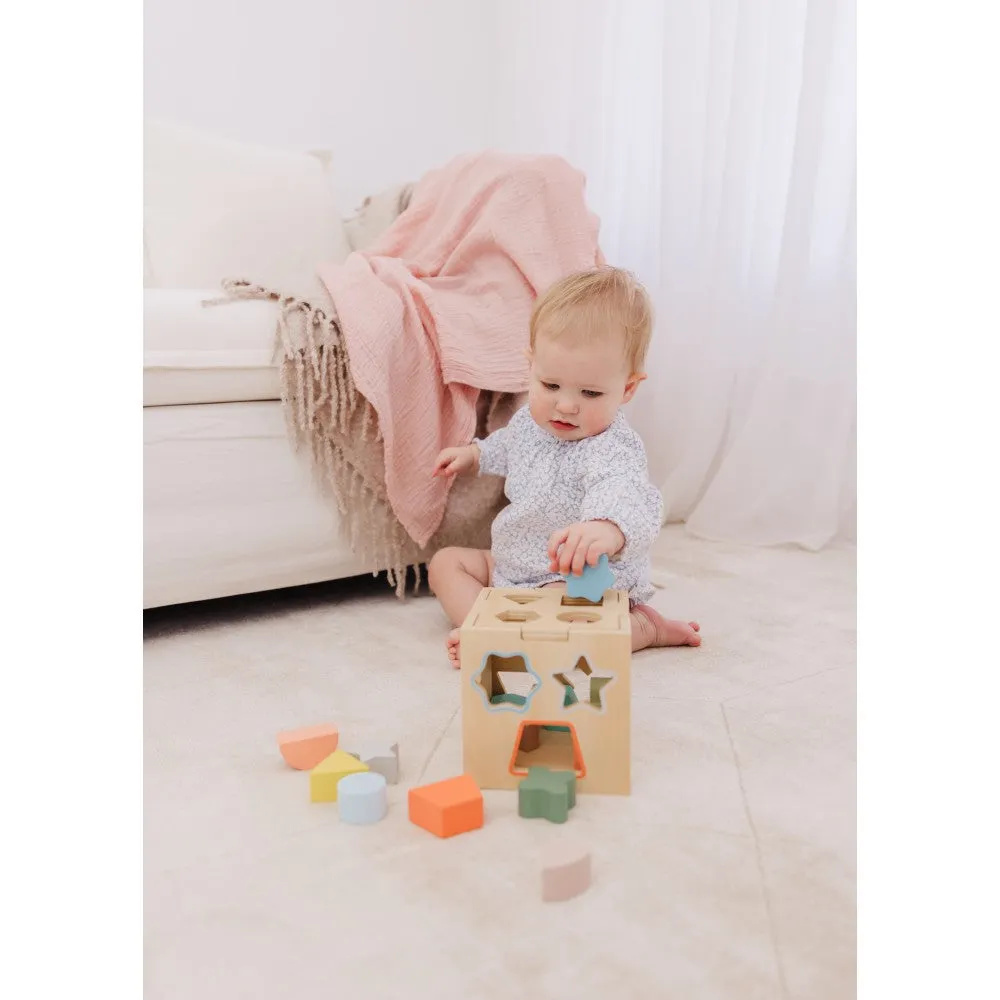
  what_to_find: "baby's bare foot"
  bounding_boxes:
[631,605,701,652]
[446,628,462,669]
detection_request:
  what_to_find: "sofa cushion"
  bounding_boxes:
[144,120,352,290]
[144,289,281,406]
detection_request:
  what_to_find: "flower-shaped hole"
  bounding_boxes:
[474,653,540,711]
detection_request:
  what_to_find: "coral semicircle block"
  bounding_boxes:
[278,724,339,770]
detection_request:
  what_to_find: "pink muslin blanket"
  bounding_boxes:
[318,151,603,548]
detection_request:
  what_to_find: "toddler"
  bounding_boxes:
[429,267,700,667]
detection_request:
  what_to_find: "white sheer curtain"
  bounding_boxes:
[488,0,856,548]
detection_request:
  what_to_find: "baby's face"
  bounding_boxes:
[527,335,643,442]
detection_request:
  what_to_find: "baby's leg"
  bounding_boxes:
[427,547,494,668]
[631,605,701,650]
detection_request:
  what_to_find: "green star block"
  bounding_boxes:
[517,767,578,824]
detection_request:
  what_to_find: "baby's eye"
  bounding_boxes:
[542,382,560,391]
[582,390,604,399]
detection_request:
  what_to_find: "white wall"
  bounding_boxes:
[144,0,497,210]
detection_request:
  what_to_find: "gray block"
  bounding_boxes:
[346,742,399,784]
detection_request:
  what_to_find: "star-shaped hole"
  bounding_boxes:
[553,656,614,711]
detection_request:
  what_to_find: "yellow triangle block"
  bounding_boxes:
[310,749,369,803]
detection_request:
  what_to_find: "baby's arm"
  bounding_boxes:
[433,443,481,477]
[550,437,663,574]
[579,453,663,559]
[432,414,516,479]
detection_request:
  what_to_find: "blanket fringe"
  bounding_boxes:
[206,279,423,598]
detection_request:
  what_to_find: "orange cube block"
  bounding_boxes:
[277,724,339,770]
[408,774,484,838]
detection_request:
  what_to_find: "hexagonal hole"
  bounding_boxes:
[496,609,541,623]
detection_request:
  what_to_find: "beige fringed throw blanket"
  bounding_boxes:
[206,153,602,595]
[212,272,523,598]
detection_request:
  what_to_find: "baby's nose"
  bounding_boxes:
[556,397,579,414]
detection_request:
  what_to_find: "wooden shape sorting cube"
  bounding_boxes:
[460,587,631,795]
[408,774,484,838]
[277,724,339,771]
[309,750,369,803]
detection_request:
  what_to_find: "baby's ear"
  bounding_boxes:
[523,347,534,363]
[623,372,647,403]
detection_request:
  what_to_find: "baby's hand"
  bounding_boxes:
[433,444,479,478]
[548,520,626,576]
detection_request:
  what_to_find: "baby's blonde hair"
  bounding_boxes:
[529,267,653,374]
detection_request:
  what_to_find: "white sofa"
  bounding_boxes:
[143,122,392,608]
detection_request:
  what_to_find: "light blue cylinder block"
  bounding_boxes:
[337,771,388,825]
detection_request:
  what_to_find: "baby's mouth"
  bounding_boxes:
[550,419,577,430]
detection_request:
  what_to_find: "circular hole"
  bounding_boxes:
[556,611,601,624]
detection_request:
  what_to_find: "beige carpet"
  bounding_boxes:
[144,526,856,1000]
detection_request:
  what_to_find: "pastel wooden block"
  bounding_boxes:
[460,587,632,795]
[498,671,536,697]
[309,749,368,803]
[490,693,526,706]
[337,772,388,825]
[408,774,484,838]
[346,742,400,784]
[562,554,614,603]
[566,669,592,703]
[277,724,339,770]
[541,842,592,902]
[518,766,577,824]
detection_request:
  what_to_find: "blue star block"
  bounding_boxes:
[563,553,614,603]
